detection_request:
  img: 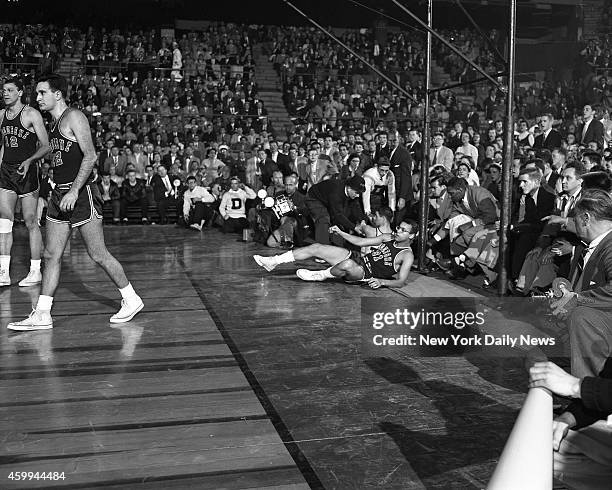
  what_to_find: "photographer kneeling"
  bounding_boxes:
[254,174,309,248]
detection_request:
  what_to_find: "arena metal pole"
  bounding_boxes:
[418,0,433,271]
[498,0,517,296]
[283,0,417,104]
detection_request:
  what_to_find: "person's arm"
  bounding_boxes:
[330,225,389,247]
[58,111,96,212]
[368,251,413,289]
[183,191,191,217]
[388,172,397,211]
[243,185,257,199]
[362,176,373,215]
[18,108,50,177]
[219,193,229,219]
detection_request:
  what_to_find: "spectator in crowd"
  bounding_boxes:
[97,171,121,224]
[430,132,454,172]
[388,132,413,217]
[578,104,605,148]
[362,157,396,216]
[120,169,149,224]
[219,177,257,234]
[182,175,216,231]
[533,113,562,151]
[151,165,180,224]
[509,167,556,289]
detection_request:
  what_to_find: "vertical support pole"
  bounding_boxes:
[498,0,517,295]
[418,0,433,270]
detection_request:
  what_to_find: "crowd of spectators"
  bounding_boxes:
[2,21,612,282]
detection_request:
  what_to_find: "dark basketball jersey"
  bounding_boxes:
[49,108,84,184]
[1,105,37,165]
[362,241,412,279]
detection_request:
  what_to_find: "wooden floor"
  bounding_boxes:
[0,225,545,489]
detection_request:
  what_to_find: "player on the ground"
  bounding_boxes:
[7,73,143,331]
[254,218,416,289]
[0,78,49,287]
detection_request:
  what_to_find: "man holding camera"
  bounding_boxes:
[263,174,308,248]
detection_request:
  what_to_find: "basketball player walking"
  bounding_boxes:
[0,78,49,287]
[8,74,143,331]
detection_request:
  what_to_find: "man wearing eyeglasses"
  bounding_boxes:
[254,216,416,290]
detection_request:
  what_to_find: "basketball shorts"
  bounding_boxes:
[46,182,103,228]
[0,162,39,197]
[348,250,373,280]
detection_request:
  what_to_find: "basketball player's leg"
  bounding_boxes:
[254,242,349,272]
[17,193,43,286]
[6,219,70,330]
[79,217,143,323]
[296,257,366,282]
[0,190,18,285]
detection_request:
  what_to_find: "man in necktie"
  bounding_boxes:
[151,165,180,224]
[543,189,612,489]
[509,167,556,284]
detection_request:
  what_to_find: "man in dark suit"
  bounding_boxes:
[388,133,414,218]
[405,129,423,170]
[578,104,605,149]
[151,165,181,224]
[374,131,391,161]
[102,146,128,175]
[552,189,612,378]
[533,113,562,151]
[509,167,556,281]
[305,176,366,245]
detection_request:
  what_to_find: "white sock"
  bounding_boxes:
[276,251,295,264]
[36,295,53,311]
[119,283,139,301]
[30,259,41,271]
[0,255,10,271]
[320,267,335,279]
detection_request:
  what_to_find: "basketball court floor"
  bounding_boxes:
[0,225,558,489]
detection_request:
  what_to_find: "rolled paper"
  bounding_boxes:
[487,387,552,490]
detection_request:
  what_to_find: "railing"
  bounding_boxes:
[279,67,425,87]
[69,61,255,80]
[0,59,56,75]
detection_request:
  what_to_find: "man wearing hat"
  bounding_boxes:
[304,176,367,245]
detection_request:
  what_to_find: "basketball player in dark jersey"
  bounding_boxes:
[254,218,415,289]
[8,74,143,331]
[0,78,49,287]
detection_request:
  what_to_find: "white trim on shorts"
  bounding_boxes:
[46,184,101,228]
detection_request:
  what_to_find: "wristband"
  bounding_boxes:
[433,234,442,242]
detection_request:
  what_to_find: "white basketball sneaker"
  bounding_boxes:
[110,296,144,323]
[296,269,327,282]
[18,269,42,287]
[253,255,278,272]
[7,309,53,331]
[0,269,10,287]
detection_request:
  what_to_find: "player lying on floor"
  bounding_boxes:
[253,219,416,289]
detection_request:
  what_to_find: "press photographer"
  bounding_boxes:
[253,174,308,248]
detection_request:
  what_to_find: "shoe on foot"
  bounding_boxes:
[110,297,144,323]
[18,269,42,287]
[253,254,278,272]
[0,269,10,287]
[190,223,202,231]
[7,309,53,331]
[296,269,327,281]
